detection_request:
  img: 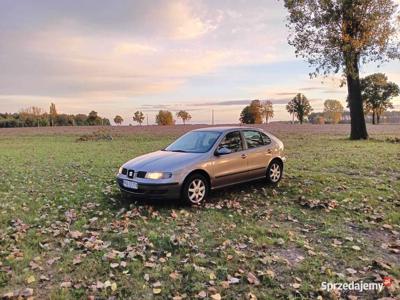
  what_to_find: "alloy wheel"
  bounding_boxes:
[269,163,281,182]
[188,179,206,204]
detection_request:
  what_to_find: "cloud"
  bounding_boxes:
[113,42,158,55]
[166,1,218,39]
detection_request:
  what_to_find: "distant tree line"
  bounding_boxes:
[124,110,192,126]
[0,104,110,128]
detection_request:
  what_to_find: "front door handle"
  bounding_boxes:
[241,154,247,159]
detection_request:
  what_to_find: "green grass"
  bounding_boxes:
[0,130,399,299]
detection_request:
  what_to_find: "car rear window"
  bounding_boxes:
[243,130,270,148]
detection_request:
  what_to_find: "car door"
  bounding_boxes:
[242,130,273,178]
[212,131,248,187]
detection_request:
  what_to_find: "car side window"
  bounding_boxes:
[260,132,272,145]
[218,131,243,153]
[243,130,266,149]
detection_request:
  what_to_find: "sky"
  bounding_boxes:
[0,0,399,125]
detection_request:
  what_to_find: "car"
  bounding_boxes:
[116,126,286,205]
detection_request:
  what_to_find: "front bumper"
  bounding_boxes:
[116,177,181,200]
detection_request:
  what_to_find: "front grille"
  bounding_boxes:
[127,170,135,178]
[137,171,147,178]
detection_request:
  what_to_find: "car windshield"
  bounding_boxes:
[164,131,221,153]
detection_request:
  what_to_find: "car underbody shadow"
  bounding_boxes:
[107,178,273,210]
[207,178,269,203]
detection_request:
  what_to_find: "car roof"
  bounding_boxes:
[192,126,260,133]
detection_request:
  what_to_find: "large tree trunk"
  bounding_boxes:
[346,55,368,140]
[377,113,380,124]
[372,111,376,125]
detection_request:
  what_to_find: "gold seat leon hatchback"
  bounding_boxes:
[117,126,286,205]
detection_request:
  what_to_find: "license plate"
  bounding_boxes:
[123,180,138,189]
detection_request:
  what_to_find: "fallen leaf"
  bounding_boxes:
[20,288,34,297]
[266,269,275,278]
[211,293,221,300]
[111,282,117,292]
[346,268,357,275]
[198,290,207,298]
[247,272,260,285]
[60,282,72,288]
[292,283,301,289]
[153,288,162,294]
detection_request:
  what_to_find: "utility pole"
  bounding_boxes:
[146,114,149,126]
[211,109,214,125]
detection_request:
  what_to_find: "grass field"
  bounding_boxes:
[0,124,399,299]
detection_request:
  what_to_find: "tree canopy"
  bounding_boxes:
[323,100,344,124]
[133,111,145,125]
[361,73,400,124]
[286,93,313,124]
[49,103,57,126]
[114,115,123,125]
[239,100,264,124]
[155,110,174,125]
[262,101,274,124]
[176,110,192,125]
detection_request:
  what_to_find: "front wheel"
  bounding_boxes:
[181,173,209,205]
[266,160,283,184]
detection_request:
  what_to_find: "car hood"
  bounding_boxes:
[123,150,206,172]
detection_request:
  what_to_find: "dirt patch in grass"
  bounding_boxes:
[347,223,400,265]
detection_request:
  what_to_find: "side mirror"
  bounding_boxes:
[215,147,232,156]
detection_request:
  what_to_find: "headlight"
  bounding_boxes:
[145,172,172,180]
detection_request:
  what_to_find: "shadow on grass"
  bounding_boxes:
[104,179,272,211]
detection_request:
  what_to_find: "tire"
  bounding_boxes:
[266,160,283,184]
[181,173,209,205]
[120,190,132,199]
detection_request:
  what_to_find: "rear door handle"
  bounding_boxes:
[241,154,247,159]
[267,149,272,154]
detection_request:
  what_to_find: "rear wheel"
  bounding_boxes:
[266,160,283,184]
[182,173,209,205]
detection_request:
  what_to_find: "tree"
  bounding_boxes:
[49,103,57,126]
[283,0,400,139]
[87,110,102,125]
[176,110,192,125]
[323,100,344,124]
[55,114,74,126]
[239,100,264,124]
[262,100,274,124]
[239,106,254,124]
[19,106,44,127]
[74,114,88,126]
[155,110,174,125]
[361,73,400,124]
[133,111,145,125]
[286,93,313,124]
[249,100,263,124]
[114,115,123,125]
[102,118,111,126]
